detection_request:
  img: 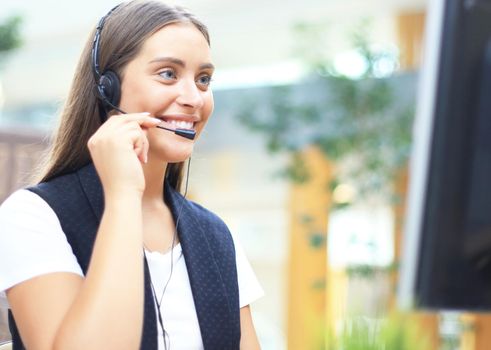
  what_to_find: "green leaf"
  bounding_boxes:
[0,15,22,54]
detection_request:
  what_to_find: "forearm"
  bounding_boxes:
[54,193,144,350]
[240,306,261,350]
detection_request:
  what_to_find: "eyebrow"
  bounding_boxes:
[148,56,215,70]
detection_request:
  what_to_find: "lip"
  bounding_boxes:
[155,114,199,130]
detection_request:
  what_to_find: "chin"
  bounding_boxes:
[151,144,194,163]
[147,129,199,162]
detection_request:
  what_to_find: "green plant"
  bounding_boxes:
[0,15,22,64]
[327,313,432,350]
[236,20,415,205]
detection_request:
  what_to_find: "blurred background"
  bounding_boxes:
[1,0,490,349]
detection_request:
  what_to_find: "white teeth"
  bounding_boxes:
[167,120,193,129]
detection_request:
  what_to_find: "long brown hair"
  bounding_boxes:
[35,0,210,191]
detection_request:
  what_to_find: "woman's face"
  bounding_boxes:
[119,22,214,163]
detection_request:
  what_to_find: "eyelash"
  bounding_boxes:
[158,69,213,89]
[159,69,177,80]
[197,74,213,87]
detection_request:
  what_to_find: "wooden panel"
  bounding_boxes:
[397,12,426,70]
[461,314,491,350]
[287,147,331,350]
[0,128,48,202]
[392,166,440,349]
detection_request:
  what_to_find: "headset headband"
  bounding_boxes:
[91,4,121,83]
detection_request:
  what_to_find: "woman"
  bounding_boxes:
[0,1,263,349]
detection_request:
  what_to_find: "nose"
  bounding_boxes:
[175,79,204,110]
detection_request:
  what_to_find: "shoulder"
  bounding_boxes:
[166,181,231,235]
[184,199,237,254]
[187,200,230,232]
[28,167,84,196]
[26,164,98,217]
[0,189,83,293]
[0,188,64,238]
[0,188,58,224]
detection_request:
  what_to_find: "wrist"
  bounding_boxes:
[104,189,143,205]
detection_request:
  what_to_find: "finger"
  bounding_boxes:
[134,129,149,164]
[121,113,162,128]
[104,113,161,131]
[133,132,145,163]
[141,133,149,164]
[104,111,131,125]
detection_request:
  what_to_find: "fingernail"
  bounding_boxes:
[151,117,162,123]
[144,154,148,163]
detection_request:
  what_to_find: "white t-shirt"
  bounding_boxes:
[0,190,263,349]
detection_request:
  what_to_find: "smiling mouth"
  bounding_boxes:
[157,118,195,130]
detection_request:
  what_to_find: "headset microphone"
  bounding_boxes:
[156,126,196,140]
[100,98,197,140]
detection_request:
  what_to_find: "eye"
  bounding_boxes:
[196,74,213,88]
[158,69,177,81]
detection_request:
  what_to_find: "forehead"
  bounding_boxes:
[137,22,211,62]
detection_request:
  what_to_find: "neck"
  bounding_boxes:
[141,158,167,206]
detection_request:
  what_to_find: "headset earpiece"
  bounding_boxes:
[97,70,121,111]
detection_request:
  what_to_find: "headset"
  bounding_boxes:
[91,5,122,119]
[90,5,196,140]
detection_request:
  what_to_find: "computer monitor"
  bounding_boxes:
[399,0,491,311]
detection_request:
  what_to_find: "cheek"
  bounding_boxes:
[121,80,148,111]
[202,92,214,122]
[121,78,175,111]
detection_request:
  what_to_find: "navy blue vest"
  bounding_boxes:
[8,163,240,349]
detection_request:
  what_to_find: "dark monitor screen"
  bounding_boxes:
[399,0,491,311]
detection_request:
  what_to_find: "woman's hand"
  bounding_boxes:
[87,112,162,198]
